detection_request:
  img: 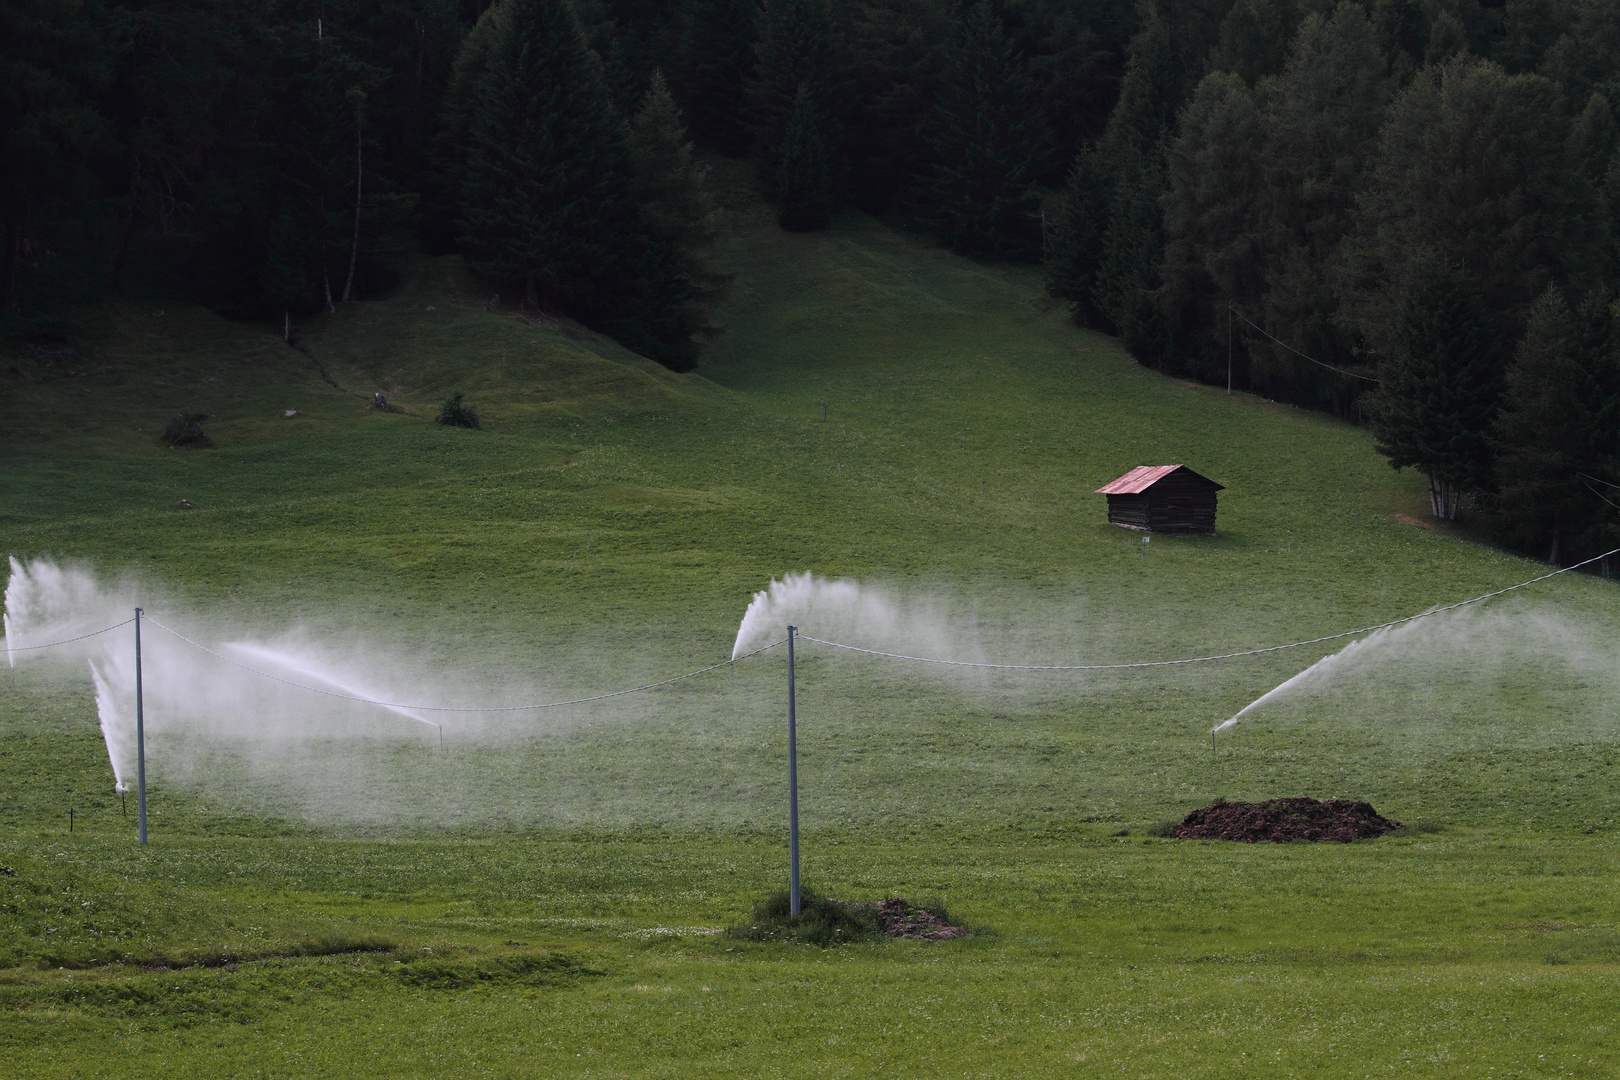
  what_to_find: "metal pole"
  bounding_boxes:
[787,625,800,917]
[1227,305,1233,395]
[135,607,147,845]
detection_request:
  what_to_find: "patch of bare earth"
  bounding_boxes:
[872,899,966,941]
[1172,797,1403,843]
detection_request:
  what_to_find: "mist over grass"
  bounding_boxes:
[7,555,1618,834]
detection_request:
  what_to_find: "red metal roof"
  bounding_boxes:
[1095,464,1223,495]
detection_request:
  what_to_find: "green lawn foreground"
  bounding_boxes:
[2,178,1618,1077]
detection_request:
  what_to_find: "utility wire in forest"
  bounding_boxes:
[1229,305,1380,384]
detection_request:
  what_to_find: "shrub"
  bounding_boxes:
[727,886,882,947]
[162,413,211,448]
[437,392,481,428]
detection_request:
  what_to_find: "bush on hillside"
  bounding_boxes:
[436,392,481,428]
[162,413,212,448]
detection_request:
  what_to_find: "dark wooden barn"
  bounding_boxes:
[1095,465,1224,534]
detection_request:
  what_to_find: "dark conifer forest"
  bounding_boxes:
[6,1,1620,560]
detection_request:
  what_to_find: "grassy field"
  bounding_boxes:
[2,168,1617,1077]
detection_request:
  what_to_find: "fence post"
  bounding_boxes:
[787,625,800,917]
[135,608,147,846]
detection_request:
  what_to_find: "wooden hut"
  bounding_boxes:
[1095,465,1223,534]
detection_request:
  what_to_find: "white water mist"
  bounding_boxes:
[0,557,544,807]
[1210,602,1620,737]
[732,571,971,664]
[1212,627,1395,734]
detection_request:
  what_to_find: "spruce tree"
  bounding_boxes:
[1368,276,1505,520]
[776,84,834,231]
[1493,285,1620,562]
[629,71,718,255]
[920,2,1047,260]
[1079,0,1227,364]
[846,0,953,213]
[0,0,112,305]
[682,0,760,153]
[1341,57,1595,379]
[1157,71,1265,385]
[625,70,720,366]
[1254,1,1392,410]
[750,0,845,198]
[1045,148,1109,324]
[1093,154,1169,356]
[457,0,639,312]
[1210,0,1301,86]
[1539,0,1620,107]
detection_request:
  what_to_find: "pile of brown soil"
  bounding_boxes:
[1171,797,1403,843]
[873,898,966,941]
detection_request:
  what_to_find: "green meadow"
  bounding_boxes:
[2,173,1618,1077]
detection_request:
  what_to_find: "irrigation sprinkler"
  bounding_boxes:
[787,625,801,918]
[135,607,148,846]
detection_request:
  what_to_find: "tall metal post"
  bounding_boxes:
[787,625,800,917]
[135,608,147,845]
[1227,305,1233,395]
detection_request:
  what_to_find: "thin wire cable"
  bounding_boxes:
[1581,472,1620,491]
[141,614,785,711]
[1585,481,1620,513]
[1229,305,1379,383]
[800,546,1620,671]
[1,618,136,653]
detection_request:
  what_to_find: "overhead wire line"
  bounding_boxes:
[1,618,136,652]
[1228,304,1380,383]
[799,546,1620,671]
[141,613,785,712]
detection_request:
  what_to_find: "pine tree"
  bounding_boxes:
[1157,71,1265,385]
[1079,0,1228,364]
[1539,0,1620,106]
[457,0,639,312]
[1341,57,1596,380]
[1253,1,1392,410]
[776,84,834,231]
[1210,0,1301,86]
[682,0,760,153]
[629,71,718,254]
[845,0,952,213]
[1493,285,1620,562]
[1496,0,1566,73]
[1368,276,1505,520]
[920,2,1048,260]
[1045,148,1109,323]
[0,0,114,305]
[1093,154,1170,357]
[750,0,845,198]
[625,69,721,366]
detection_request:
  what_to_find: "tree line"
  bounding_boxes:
[6,1,1619,561]
[3,0,1130,369]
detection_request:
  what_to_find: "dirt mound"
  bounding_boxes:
[1171,797,1403,843]
[873,898,966,941]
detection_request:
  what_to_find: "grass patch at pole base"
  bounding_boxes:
[728,887,966,946]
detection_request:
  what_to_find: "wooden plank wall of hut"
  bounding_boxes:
[1106,493,1151,529]
[1146,475,1217,533]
